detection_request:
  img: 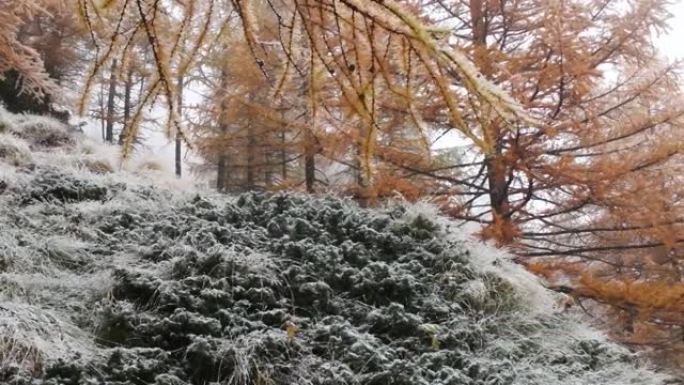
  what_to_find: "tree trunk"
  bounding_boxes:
[216,68,230,192]
[118,68,133,145]
[265,151,274,188]
[354,116,377,206]
[217,151,227,192]
[175,74,183,178]
[304,128,315,193]
[485,152,511,218]
[469,0,514,244]
[99,81,106,141]
[105,60,118,144]
[246,120,256,190]
[280,124,287,182]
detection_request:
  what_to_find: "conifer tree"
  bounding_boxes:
[0,1,81,120]
[0,1,56,97]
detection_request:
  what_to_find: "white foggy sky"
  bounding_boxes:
[658,1,684,60]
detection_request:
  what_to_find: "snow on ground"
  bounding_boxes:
[0,107,672,384]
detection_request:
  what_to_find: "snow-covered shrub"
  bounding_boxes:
[18,168,109,204]
[61,139,120,175]
[0,303,94,383]
[0,115,672,385]
[67,157,115,174]
[129,154,173,178]
[135,158,164,173]
[0,112,10,133]
[0,335,42,381]
[0,133,32,168]
[0,105,20,133]
[2,186,667,384]
[9,114,74,148]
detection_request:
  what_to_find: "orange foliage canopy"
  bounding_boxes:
[0,1,60,97]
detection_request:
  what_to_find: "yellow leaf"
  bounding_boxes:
[286,322,299,341]
[431,335,440,350]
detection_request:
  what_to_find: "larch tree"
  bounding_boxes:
[410,0,684,354]
[0,1,56,97]
[191,33,295,192]
[184,2,308,191]
[0,0,84,120]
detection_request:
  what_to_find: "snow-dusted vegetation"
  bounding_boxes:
[0,110,670,384]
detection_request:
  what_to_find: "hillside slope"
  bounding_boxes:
[0,109,670,384]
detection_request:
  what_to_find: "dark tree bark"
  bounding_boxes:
[216,68,229,192]
[105,60,118,144]
[470,0,513,242]
[280,125,288,181]
[175,74,183,177]
[246,120,256,190]
[305,127,316,193]
[217,151,228,191]
[118,68,133,145]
